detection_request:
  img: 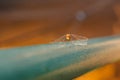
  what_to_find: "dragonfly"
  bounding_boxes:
[53,34,88,47]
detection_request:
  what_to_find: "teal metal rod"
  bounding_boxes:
[0,36,120,80]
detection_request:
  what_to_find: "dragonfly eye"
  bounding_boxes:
[66,34,71,41]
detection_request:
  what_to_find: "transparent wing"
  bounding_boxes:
[53,34,88,43]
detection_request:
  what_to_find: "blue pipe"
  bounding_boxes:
[0,35,120,80]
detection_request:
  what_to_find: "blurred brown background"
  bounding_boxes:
[0,0,120,80]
